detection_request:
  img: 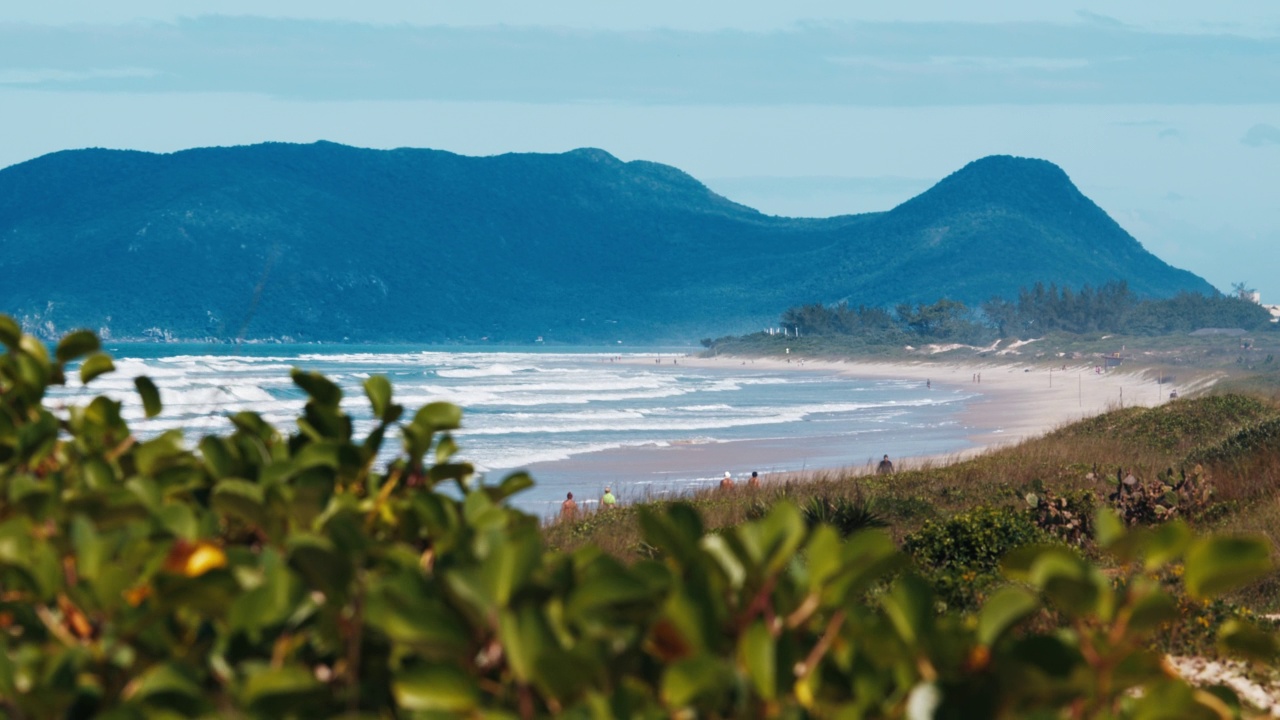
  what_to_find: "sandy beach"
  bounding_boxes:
[520,354,1223,511]
[669,355,1222,450]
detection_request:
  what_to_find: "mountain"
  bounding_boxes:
[0,142,1215,343]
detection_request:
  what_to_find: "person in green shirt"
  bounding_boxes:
[601,487,617,509]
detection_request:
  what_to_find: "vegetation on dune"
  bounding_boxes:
[4,321,1280,717]
[711,282,1276,355]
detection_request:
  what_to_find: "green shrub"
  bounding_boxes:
[904,505,1049,573]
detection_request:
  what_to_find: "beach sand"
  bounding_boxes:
[661,355,1221,451]
[519,354,1222,513]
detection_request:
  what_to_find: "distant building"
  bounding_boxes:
[1246,291,1280,323]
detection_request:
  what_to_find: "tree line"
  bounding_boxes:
[776,281,1275,343]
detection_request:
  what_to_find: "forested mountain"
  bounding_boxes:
[0,142,1215,342]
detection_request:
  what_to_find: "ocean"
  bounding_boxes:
[49,344,982,516]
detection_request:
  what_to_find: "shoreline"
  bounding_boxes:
[518,355,1222,514]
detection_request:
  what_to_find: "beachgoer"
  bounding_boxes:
[926,379,931,389]
[561,492,578,520]
[601,487,617,509]
[876,454,895,475]
[720,471,735,489]
[748,471,761,489]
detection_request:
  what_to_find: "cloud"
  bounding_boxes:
[1157,128,1180,139]
[1074,11,1129,29]
[1241,123,1280,147]
[0,16,1275,105]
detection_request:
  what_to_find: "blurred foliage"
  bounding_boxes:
[2,319,1278,718]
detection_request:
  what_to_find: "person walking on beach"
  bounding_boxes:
[748,471,761,489]
[720,471,735,489]
[876,455,895,475]
[601,486,617,509]
[561,492,578,520]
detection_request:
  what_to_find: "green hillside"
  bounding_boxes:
[0,143,1215,342]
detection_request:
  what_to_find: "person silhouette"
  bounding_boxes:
[876,455,895,475]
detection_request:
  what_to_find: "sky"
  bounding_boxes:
[2,1,1278,300]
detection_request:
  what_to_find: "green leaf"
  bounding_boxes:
[199,436,238,479]
[128,661,202,703]
[497,605,560,685]
[364,375,393,420]
[1094,507,1126,550]
[1127,588,1179,632]
[805,524,843,590]
[883,574,934,647]
[977,586,1039,646]
[566,556,654,616]
[241,665,321,712]
[413,402,462,432]
[1128,678,1222,720]
[18,334,48,363]
[435,434,459,464]
[55,330,100,365]
[661,655,732,709]
[79,353,116,384]
[393,664,479,712]
[211,479,268,527]
[481,526,542,607]
[1143,521,1191,571]
[0,314,20,349]
[1218,619,1280,662]
[756,501,806,575]
[738,621,777,701]
[291,368,343,407]
[286,533,351,597]
[1184,535,1272,599]
[491,471,534,502]
[1032,554,1104,619]
[134,376,163,418]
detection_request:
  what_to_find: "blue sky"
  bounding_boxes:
[2,1,1277,300]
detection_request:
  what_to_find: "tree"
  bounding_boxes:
[1232,281,1257,301]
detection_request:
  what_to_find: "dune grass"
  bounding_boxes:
[541,393,1280,615]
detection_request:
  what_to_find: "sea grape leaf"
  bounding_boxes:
[291,368,342,407]
[1143,520,1191,571]
[363,374,393,420]
[977,586,1039,646]
[662,655,733,709]
[1218,619,1279,662]
[738,621,777,701]
[413,402,462,433]
[393,664,479,712]
[135,375,163,418]
[0,314,20,348]
[1184,535,1272,599]
[55,330,99,365]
